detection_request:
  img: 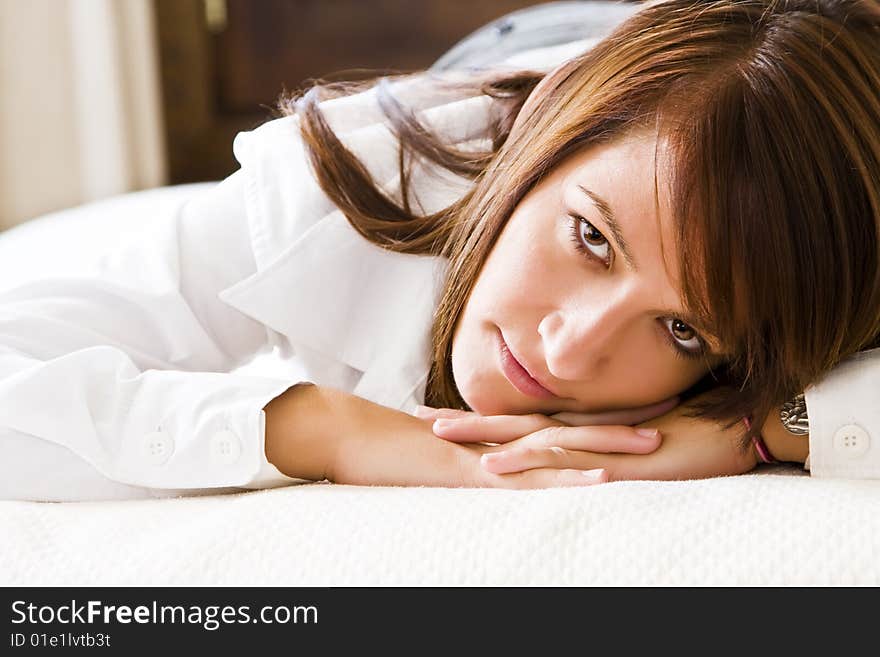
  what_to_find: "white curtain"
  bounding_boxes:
[0,0,167,230]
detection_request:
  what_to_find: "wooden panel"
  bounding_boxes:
[154,0,555,184]
[154,0,252,183]
[215,0,550,113]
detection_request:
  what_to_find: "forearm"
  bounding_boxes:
[263,383,342,481]
[329,390,466,486]
[761,405,810,464]
[262,382,465,485]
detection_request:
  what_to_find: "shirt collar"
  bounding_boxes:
[218,208,449,411]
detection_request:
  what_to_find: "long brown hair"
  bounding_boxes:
[277,0,880,450]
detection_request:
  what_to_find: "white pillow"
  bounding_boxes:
[0,183,214,292]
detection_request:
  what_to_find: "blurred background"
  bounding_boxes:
[0,0,638,231]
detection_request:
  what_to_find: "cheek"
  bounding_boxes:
[595,349,709,407]
[450,318,506,414]
[638,357,708,397]
[478,218,553,307]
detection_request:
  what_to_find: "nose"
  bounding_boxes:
[538,287,641,381]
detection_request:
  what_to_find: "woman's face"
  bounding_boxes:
[451,128,727,416]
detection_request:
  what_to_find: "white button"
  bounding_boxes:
[142,430,174,465]
[210,430,242,465]
[832,424,870,458]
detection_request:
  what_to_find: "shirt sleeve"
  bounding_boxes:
[0,169,313,502]
[803,347,880,478]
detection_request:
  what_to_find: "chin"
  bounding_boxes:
[457,386,498,416]
[454,372,509,416]
[462,381,558,416]
[470,399,510,416]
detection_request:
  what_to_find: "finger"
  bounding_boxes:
[520,424,662,454]
[550,395,679,427]
[432,413,557,443]
[480,446,570,474]
[413,405,473,420]
[488,467,608,489]
[481,445,620,475]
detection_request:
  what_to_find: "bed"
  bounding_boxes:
[2,1,878,587]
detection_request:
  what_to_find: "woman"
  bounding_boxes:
[2,0,878,500]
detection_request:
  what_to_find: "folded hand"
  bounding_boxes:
[415,393,758,482]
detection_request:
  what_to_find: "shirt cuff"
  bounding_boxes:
[804,347,880,478]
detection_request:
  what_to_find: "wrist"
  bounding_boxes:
[761,405,810,464]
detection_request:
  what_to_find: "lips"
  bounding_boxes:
[497,330,557,400]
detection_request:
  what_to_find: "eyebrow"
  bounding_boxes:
[576,184,726,352]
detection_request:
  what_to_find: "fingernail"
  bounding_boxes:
[636,428,660,438]
[581,468,606,483]
[433,418,454,433]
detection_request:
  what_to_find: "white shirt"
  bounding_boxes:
[0,73,493,502]
[0,73,872,501]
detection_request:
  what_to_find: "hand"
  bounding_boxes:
[414,395,678,455]
[416,394,758,481]
[415,395,680,441]
[302,385,616,489]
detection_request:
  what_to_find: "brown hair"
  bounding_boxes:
[277,0,880,450]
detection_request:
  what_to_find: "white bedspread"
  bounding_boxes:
[3,465,878,586]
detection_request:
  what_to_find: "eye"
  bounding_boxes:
[567,213,612,268]
[567,212,709,362]
[663,317,706,360]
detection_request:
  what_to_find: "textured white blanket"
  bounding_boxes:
[3,465,878,586]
